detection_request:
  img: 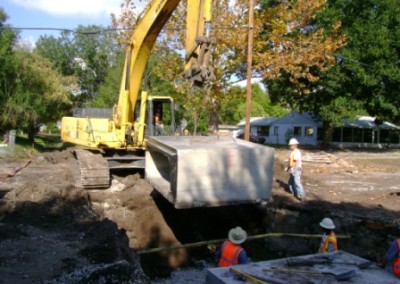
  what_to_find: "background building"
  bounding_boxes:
[236,112,400,148]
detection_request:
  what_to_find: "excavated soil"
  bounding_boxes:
[273,149,400,219]
[0,151,150,283]
[0,147,399,283]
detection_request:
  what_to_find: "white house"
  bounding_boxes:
[236,113,320,145]
[235,112,400,147]
[266,112,321,145]
[236,117,278,139]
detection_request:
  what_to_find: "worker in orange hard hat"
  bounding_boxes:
[318,217,338,253]
[217,227,249,267]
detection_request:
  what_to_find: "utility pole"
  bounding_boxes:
[244,0,254,141]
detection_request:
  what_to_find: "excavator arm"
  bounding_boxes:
[60,1,275,209]
[114,0,215,146]
[61,0,214,150]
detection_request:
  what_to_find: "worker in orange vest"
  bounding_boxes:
[378,226,400,278]
[217,227,249,267]
[318,218,338,253]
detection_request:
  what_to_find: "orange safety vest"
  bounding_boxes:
[394,239,400,278]
[319,231,338,253]
[218,241,244,267]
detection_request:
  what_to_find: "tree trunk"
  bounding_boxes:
[322,121,333,146]
[193,117,198,136]
[27,121,36,144]
[208,109,219,135]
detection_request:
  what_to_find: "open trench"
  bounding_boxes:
[1,150,399,283]
[137,190,398,280]
[49,149,400,282]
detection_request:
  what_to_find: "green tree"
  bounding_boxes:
[35,33,75,76]
[92,52,125,108]
[268,0,400,144]
[220,83,288,125]
[35,25,119,105]
[320,0,400,121]
[0,8,18,133]
[219,86,244,125]
[73,25,119,102]
[2,51,72,142]
[181,88,210,135]
[234,102,267,123]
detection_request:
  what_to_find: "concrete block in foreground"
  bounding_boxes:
[145,136,274,209]
[206,251,397,284]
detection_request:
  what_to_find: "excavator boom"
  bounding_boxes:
[61,0,275,209]
[62,0,214,150]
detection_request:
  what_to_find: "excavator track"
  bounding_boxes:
[73,149,110,189]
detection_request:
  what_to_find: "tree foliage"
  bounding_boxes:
[92,52,125,108]
[0,8,18,131]
[0,9,73,141]
[267,0,400,144]
[220,83,288,124]
[35,25,119,104]
[254,0,346,92]
[321,0,400,122]
[2,51,72,142]
[111,0,344,133]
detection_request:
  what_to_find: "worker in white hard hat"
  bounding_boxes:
[217,227,249,267]
[318,217,338,253]
[285,138,305,200]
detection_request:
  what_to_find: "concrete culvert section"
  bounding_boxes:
[146,136,275,208]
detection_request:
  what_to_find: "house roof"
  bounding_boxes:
[380,121,400,130]
[272,111,318,125]
[344,116,400,130]
[237,117,278,127]
[236,113,400,130]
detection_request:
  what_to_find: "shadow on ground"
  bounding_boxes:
[0,183,149,284]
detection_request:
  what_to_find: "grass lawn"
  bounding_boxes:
[0,133,65,160]
[16,133,65,152]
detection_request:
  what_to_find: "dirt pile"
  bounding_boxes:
[89,174,188,270]
[0,150,149,284]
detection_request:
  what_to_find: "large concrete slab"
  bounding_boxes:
[206,251,399,284]
[145,136,274,209]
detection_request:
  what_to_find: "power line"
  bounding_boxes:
[0,25,249,33]
[0,26,133,34]
[0,26,383,68]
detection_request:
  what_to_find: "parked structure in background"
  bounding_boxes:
[236,112,400,148]
[236,112,320,145]
[267,112,321,145]
[332,116,400,148]
[235,117,278,144]
[217,125,238,136]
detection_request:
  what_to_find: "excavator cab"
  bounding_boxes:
[145,96,176,136]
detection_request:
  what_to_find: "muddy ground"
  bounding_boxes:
[0,147,399,283]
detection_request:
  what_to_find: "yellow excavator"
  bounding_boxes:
[61,0,274,209]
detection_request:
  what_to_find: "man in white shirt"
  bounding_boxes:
[286,138,305,200]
